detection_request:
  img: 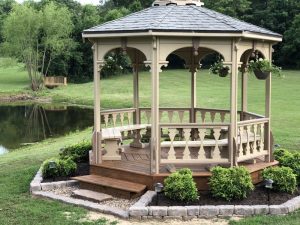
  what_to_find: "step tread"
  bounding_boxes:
[72,175,146,193]
[72,189,113,202]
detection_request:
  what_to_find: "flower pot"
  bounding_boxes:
[218,67,229,77]
[254,69,270,80]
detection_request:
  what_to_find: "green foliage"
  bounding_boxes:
[262,166,297,193]
[59,141,92,163]
[1,2,74,90]
[209,59,230,77]
[164,168,199,202]
[273,148,300,184]
[210,166,254,201]
[42,157,77,179]
[248,58,282,77]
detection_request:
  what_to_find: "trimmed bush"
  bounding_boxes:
[210,166,254,201]
[262,166,297,193]
[42,157,77,179]
[59,141,92,163]
[164,168,199,202]
[274,149,300,184]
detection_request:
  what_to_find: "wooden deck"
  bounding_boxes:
[90,145,278,191]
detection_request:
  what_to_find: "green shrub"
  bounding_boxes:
[262,166,297,193]
[164,168,199,202]
[59,141,92,163]
[42,157,77,179]
[210,166,254,201]
[274,149,300,184]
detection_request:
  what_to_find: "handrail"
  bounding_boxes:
[237,118,269,126]
[243,111,265,119]
[160,123,230,128]
[101,108,136,114]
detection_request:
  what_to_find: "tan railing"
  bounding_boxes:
[195,108,233,123]
[101,108,136,128]
[44,76,67,86]
[236,118,269,162]
[241,111,265,121]
[159,123,230,164]
[139,108,192,124]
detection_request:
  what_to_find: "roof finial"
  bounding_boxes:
[152,0,204,7]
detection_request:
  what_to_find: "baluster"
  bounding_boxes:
[127,111,132,125]
[159,111,164,123]
[120,112,124,126]
[168,128,177,160]
[178,110,184,123]
[238,127,244,157]
[201,111,206,123]
[198,129,206,159]
[245,125,251,155]
[253,124,258,153]
[220,112,226,123]
[168,111,174,123]
[210,112,216,123]
[213,128,222,159]
[259,123,265,151]
[104,114,109,127]
[145,110,151,124]
[112,113,117,127]
[183,128,191,159]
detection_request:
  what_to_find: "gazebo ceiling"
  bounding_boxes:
[83,0,281,40]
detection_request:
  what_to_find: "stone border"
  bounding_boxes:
[129,191,300,220]
[30,168,129,219]
[30,169,300,220]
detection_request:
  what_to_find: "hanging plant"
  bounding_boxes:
[248,58,282,80]
[209,59,230,77]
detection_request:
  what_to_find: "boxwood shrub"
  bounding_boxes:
[164,168,199,202]
[274,148,300,184]
[42,157,77,179]
[210,166,254,201]
[59,140,92,163]
[262,166,297,193]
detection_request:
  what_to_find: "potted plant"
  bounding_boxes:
[209,59,230,77]
[248,58,282,80]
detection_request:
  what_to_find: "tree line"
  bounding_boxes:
[0,0,299,86]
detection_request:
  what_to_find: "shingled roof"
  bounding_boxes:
[83,5,281,38]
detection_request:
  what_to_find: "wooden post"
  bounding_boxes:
[190,64,197,123]
[151,37,160,174]
[230,39,239,167]
[133,63,140,124]
[241,70,248,121]
[265,44,272,162]
[92,44,103,165]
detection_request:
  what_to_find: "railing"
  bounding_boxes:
[159,123,230,164]
[101,108,136,128]
[236,118,269,162]
[44,76,67,87]
[139,108,192,124]
[195,108,233,123]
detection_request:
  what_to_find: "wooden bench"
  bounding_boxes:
[44,76,67,88]
[101,124,150,160]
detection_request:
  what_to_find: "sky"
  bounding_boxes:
[16,0,103,5]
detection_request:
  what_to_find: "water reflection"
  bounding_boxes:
[0,104,93,155]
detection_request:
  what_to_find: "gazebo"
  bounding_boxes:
[76,0,282,197]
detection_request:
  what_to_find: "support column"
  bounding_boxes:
[91,44,103,165]
[133,63,140,124]
[151,37,160,174]
[241,70,248,120]
[265,44,272,162]
[190,65,197,123]
[230,39,239,167]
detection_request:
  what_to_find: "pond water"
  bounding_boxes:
[0,104,93,155]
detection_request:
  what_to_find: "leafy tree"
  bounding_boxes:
[1,2,74,90]
[0,0,15,43]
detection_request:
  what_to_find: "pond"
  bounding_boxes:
[0,104,93,155]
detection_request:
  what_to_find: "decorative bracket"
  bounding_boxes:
[192,38,200,56]
[121,37,127,55]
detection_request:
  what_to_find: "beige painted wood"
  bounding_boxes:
[241,71,248,114]
[229,39,239,166]
[265,44,272,162]
[133,64,140,124]
[190,56,197,123]
[92,44,102,165]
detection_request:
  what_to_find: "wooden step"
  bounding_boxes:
[72,175,147,199]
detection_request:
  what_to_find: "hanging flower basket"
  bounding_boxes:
[218,67,230,77]
[248,58,282,80]
[254,69,270,80]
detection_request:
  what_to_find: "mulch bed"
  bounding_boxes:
[42,162,89,183]
[149,184,300,206]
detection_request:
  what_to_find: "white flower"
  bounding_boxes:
[119,66,123,69]
[259,58,263,61]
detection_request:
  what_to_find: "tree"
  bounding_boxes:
[1,2,74,91]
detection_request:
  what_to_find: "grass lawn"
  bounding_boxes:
[0,64,300,224]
